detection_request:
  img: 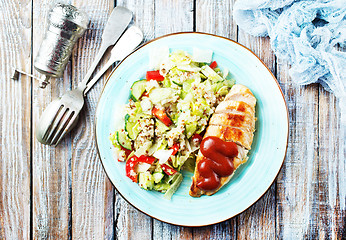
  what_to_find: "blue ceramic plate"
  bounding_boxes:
[95,32,288,226]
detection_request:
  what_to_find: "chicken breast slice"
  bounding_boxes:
[224,84,256,109]
[209,112,255,132]
[215,100,255,118]
[204,125,253,150]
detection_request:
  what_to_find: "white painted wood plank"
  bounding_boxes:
[276,63,320,239]
[153,0,194,36]
[0,1,32,239]
[69,1,115,239]
[31,0,73,238]
[318,88,346,240]
[196,0,237,40]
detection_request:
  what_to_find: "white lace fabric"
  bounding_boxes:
[233,0,346,124]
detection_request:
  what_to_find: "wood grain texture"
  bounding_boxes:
[318,88,346,240]
[0,1,32,239]
[276,63,320,239]
[70,1,115,239]
[236,30,277,240]
[31,0,73,239]
[0,0,345,239]
[196,0,237,40]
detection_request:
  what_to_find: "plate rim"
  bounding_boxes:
[94,31,289,227]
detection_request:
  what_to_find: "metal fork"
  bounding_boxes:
[36,26,143,146]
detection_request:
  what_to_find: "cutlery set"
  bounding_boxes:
[13,4,143,146]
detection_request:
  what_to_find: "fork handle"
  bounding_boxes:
[83,57,118,95]
[77,43,109,91]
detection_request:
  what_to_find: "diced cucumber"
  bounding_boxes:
[155,119,170,133]
[116,131,132,150]
[163,173,183,200]
[185,122,197,139]
[138,172,154,190]
[149,88,174,104]
[110,132,120,148]
[162,78,171,88]
[134,142,152,157]
[217,85,229,96]
[153,183,170,192]
[201,65,223,82]
[125,114,140,140]
[130,80,147,101]
[182,78,194,92]
[153,172,164,183]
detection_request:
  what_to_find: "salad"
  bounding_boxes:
[110,48,235,199]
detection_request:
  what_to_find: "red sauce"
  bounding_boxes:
[196,136,238,191]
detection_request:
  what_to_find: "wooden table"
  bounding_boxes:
[1,0,345,239]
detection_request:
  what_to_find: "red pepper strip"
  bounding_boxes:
[152,107,172,127]
[126,156,139,182]
[146,70,164,81]
[126,155,157,182]
[209,61,217,69]
[161,164,177,176]
[192,133,203,144]
[121,146,132,158]
[170,143,180,156]
[138,155,156,164]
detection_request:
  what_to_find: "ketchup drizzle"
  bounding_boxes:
[196,136,238,191]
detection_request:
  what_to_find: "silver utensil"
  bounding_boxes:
[75,6,133,85]
[36,26,143,146]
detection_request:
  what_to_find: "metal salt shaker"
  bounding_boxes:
[12,3,89,88]
[34,3,89,87]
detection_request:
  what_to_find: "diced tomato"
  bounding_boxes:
[192,133,203,144]
[161,164,177,176]
[146,70,164,81]
[121,146,132,158]
[138,155,156,164]
[209,61,217,69]
[170,143,180,155]
[152,107,172,127]
[126,156,139,182]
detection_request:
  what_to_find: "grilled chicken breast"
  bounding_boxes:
[190,84,256,197]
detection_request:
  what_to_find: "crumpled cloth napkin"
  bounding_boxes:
[233,0,346,124]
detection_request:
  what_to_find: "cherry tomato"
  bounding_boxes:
[138,155,156,164]
[192,133,203,144]
[126,156,139,182]
[152,107,172,127]
[121,146,132,158]
[209,61,217,69]
[146,70,164,81]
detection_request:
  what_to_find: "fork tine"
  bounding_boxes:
[43,105,66,142]
[50,110,75,146]
[53,113,79,146]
